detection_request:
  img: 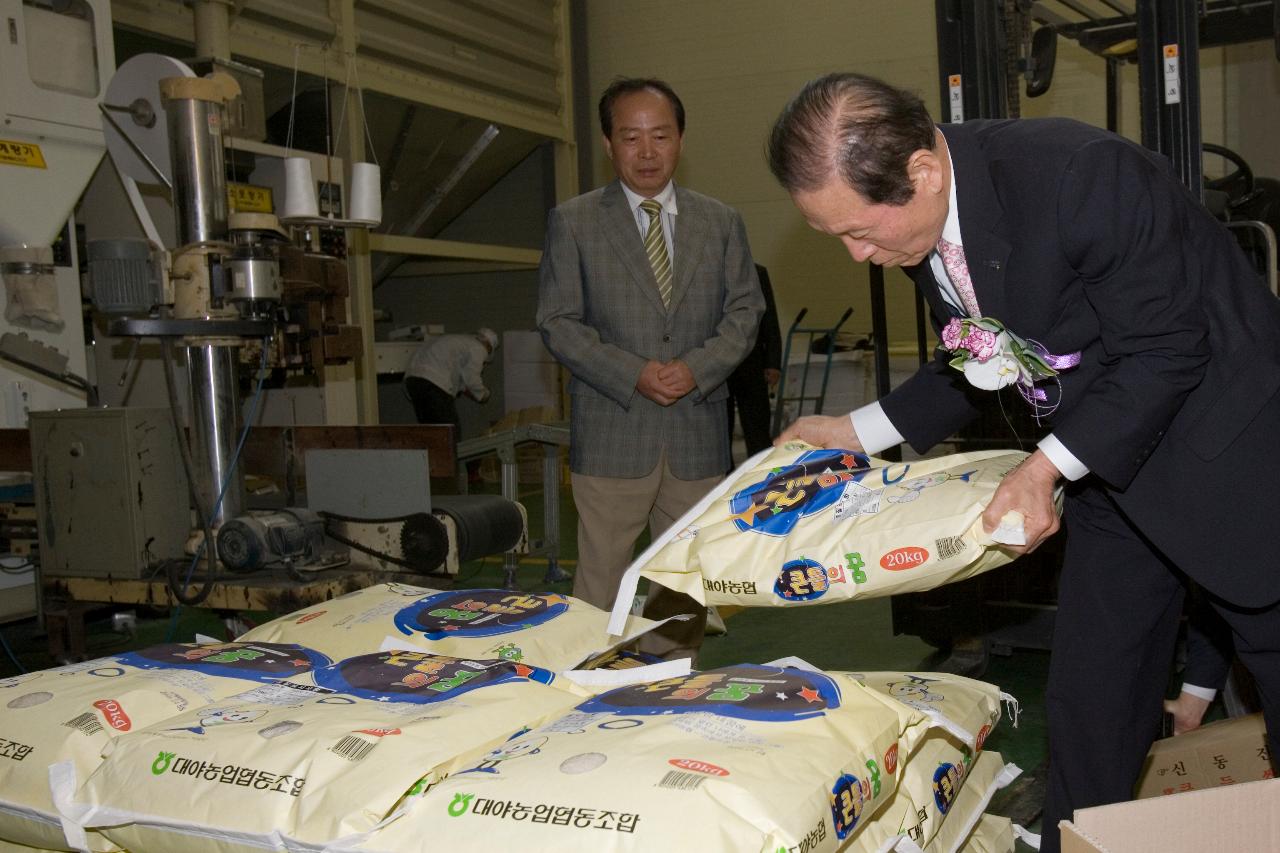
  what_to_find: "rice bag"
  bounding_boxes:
[335,662,935,852]
[608,444,1051,635]
[0,641,329,852]
[239,583,659,672]
[896,750,1021,853]
[953,813,1016,853]
[61,650,581,853]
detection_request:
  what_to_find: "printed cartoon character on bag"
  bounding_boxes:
[466,736,548,774]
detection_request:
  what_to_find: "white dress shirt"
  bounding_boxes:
[847,135,1089,481]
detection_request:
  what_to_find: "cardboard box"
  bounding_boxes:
[1134,712,1272,799]
[1060,778,1280,852]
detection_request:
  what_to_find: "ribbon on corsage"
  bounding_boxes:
[941,316,1081,418]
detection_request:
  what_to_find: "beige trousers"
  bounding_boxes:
[571,457,720,662]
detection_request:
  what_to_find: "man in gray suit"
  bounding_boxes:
[537,78,763,662]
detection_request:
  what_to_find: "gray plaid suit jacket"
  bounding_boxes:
[537,180,763,479]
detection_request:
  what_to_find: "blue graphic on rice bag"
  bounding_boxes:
[394,589,569,639]
[933,762,963,813]
[116,642,331,681]
[728,449,870,537]
[774,557,832,602]
[575,664,840,722]
[312,651,554,703]
[830,772,868,839]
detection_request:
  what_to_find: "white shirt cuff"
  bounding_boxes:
[1181,683,1218,701]
[1037,433,1090,481]
[850,403,904,456]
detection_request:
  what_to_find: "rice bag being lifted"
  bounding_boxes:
[335,662,935,853]
[240,583,660,673]
[0,641,330,852]
[61,650,581,853]
[608,443,1053,635]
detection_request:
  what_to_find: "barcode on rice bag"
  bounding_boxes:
[330,735,374,762]
[657,770,707,791]
[935,536,966,560]
[64,711,104,736]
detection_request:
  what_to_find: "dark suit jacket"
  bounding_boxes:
[537,181,763,479]
[882,118,1280,607]
[731,263,782,380]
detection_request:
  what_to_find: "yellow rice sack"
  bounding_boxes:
[953,813,1016,853]
[337,662,935,853]
[899,751,1020,853]
[240,583,658,673]
[781,666,1013,853]
[61,650,581,853]
[607,444,1047,635]
[0,641,329,852]
[854,670,1012,752]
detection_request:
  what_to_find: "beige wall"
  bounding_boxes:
[579,1,1258,347]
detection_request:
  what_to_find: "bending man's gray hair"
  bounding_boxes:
[767,72,936,205]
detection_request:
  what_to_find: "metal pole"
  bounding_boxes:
[186,343,245,525]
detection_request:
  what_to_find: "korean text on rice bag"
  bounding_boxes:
[61,651,580,853]
[337,662,934,853]
[608,443,1051,634]
[240,583,656,672]
[0,641,329,852]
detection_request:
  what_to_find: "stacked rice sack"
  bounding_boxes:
[842,670,1020,853]
[951,813,1017,853]
[0,640,330,851]
[239,583,660,674]
[60,650,582,852]
[607,443,1053,635]
[332,662,942,852]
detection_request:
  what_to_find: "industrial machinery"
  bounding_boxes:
[0,0,115,619]
[8,0,533,608]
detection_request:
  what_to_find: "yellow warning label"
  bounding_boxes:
[948,74,962,87]
[229,182,274,213]
[0,139,47,168]
[1163,44,1178,58]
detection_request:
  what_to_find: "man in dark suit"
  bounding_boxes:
[767,73,1280,851]
[726,263,782,464]
[537,78,762,662]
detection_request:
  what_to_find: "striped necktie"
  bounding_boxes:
[640,199,673,308]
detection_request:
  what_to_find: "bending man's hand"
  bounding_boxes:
[1163,690,1213,735]
[983,449,1061,554]
[776,414,864,452]
[637,360,678,406]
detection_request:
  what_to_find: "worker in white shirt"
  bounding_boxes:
[404,328,499,439]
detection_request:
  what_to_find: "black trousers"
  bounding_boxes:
[726,368,773,464]
[404,376,458,433]
[1040,484,1280,852]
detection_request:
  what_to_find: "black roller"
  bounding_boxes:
[400,512,450,571]
[431,495,524,562]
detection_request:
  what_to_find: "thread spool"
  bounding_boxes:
[348,161,382,227]
[280,156,318,220]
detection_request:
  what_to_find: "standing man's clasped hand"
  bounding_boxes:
[637,358,696,405]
